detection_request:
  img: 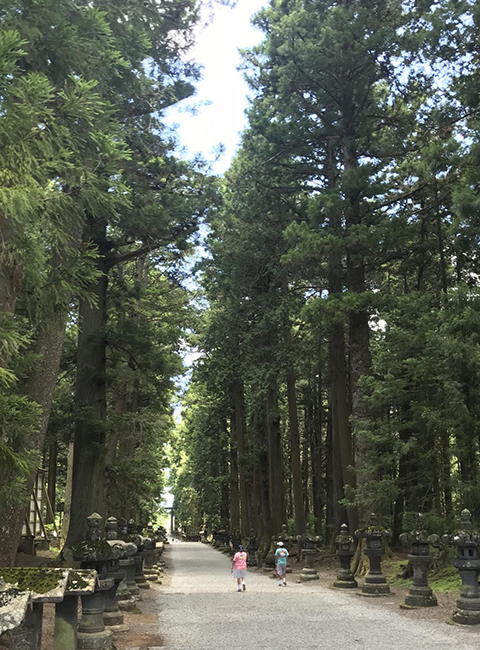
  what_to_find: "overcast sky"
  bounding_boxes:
[166,0,267,174]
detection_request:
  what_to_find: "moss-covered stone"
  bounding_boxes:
[71,540,112,561]
[0,568,62,594]
[67,571,90,590]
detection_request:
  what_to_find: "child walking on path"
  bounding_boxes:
[231,545,248,591]
[275,541,289,586]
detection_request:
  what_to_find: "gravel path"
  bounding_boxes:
[157,542,479,650]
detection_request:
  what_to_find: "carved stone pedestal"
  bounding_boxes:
[300,549,319,581]
[405,554,437,608]
[103,573,124,628]
[78,590,113,650]
[143,546,158,582]
[134,553,150,590]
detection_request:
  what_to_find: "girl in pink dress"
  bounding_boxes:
[231,544,248,591]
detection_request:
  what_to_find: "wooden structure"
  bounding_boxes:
[19,469,58,555]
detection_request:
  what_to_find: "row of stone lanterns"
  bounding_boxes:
[333,509,480,626]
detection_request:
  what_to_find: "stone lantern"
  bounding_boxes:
[115,518,138,608]
[246,530,259,567]
[128,520,149,592]
[104,516,137,627]
[278,523,293,551]
[334,523,358,589]
[399,513,437,608]
[444,509,480,625]
[297,525,321,582]
[72,513,121,649]
[355,513,391,596]
[230,529,242,556]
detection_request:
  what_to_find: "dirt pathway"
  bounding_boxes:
[154,542,479,650]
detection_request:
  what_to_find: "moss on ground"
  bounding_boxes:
[384,558,461,593]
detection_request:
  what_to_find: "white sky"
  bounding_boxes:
[166,0,267,174]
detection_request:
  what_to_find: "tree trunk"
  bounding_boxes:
[65,220,109,546]
[229,416,241,532]
[46,440,58,525]
[61,438,74,543]
[266,384,285,535]
[253,408,270,539]
[312,357,324,536]
[233,379,250,537]
[220,442,230,530]
[342,109,372,528]
[325,136,357,534]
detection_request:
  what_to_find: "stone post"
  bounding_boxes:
[54,570,96,650]
[334,524,358,589]
[297,525,321,582]
[399,513,437,608]
[355,513,391,596]
[444,509,480,625]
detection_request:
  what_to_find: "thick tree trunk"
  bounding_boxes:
[342,112,372,528]
[286,369,305,535]
[312,360,324,536]
[266,384,285,535]
[65,220,109,546]
[281,275,305,534]
[233,379,250,537]
[229,416,241,532]
[46,440,57,525]
[220,442,230,530]
[61,438,74,543]
[253,408,270,539]
[326,138,357,534]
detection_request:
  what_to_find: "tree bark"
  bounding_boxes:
[46,440,57,525]
[266,383,285,535]
[233,379,250,537]
[253,408,270,539]
[61,438,74,543]
[281,282,306,535]
[326,137,357,533]
[229,415,241,532]
[65,219,109,546]
[312,358,324,536]
[342,105,372,528]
